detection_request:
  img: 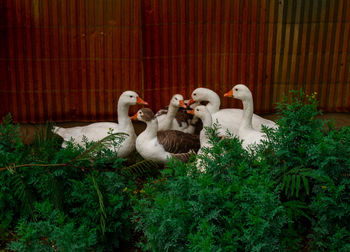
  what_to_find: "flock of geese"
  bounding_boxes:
[53,84,277,169]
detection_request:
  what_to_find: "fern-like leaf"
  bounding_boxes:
[70,133,128,163]
[122,159,161,177]
[10,173,34,218]
[296,175,301,198]
[301,175,309,195]
[91,175,107,236]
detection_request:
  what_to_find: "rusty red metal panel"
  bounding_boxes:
[1,0,350,124]
[1,0,143,123]
[141,0,350,114]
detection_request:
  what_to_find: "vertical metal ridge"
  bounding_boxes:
[320,0,335,111]
[70,0,80,120]
[248,0,258,109]
[272,0,284,106]
[15,0,27,121]
[255,0,265,113]
[291,0,304,90]
[328,0,344,111]
[339,0,350,111]
[280,0,294,97]
[263,0,276,112]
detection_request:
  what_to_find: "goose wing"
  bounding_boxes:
[157,130,200,154]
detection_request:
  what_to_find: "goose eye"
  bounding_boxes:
[196,109,199,111]
[175,97,178,100]
[129,95,133,98]
[235,88,238,91]
[193,93,196,96]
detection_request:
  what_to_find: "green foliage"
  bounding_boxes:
[307,126,350,251]
[7,201,97,251]
[133,129,288,251]
[0,114,28,239]
[263,91,327,198]
[261,90,350,250]
[0,116,138,250]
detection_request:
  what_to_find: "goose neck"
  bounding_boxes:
[117,102,133,130]
[165,104,178,120]
[201,114,212,128]
[199,114,212,148]
[240,98,254,130]
[143,119,158,139]
[206,92,220,113]
[200,127,210,148]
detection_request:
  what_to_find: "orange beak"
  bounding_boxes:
[136,97,148,105]
[224,89,233,97]
[187,98,195,106]
[179,100,187,108]
[187,109,195,115]
[130,112,138,120]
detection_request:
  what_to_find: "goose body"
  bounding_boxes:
[133,108,199,164]
[155,94,195,134]
[53,91,148,158]
[189,87,277,136]
[226,84,266,149]
[212,109,277,136]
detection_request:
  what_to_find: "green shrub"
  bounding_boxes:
[7,201,97,252]
[262,90,350,250]
[133,130,288,251]
[307,126,350,251]
[0,115,138,250]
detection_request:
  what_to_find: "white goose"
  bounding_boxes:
[132,108,200,164]
[188,87,277,136]
[226,84,266,149]
[155,94,195,133]
[53,91,148,158]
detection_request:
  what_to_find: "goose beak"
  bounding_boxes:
[130,112,138,120]
[187,109,195,115]
[179,100,187,108]
[187,98,195,106]
[136,97,148,105]
[224,89,233,97]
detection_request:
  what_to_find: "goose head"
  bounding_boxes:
[119,91,148,106]
[187,105,212,127]
[170,94,187,108]
[187,88,220,114]
[188,88,214,105]
[131,108,155,123]
[184,99,200,109]
[224,84,252,101]
[188,105,210,121]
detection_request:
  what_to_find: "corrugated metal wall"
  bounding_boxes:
[142,0,350,114]
[0,0,143,122]
[1,0,350,123]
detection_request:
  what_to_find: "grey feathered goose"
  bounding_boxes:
[131,108,200,164]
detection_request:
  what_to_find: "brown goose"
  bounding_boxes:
[131,108,200,164]
[155,94,196,133]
